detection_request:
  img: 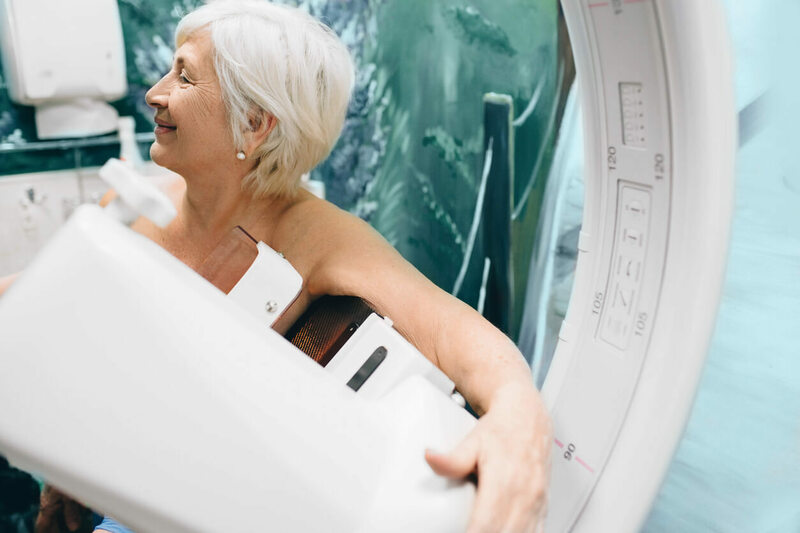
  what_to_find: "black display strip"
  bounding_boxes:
[346,347,388,392]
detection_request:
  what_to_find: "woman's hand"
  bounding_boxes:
[425,386,552,533]
[35,484,93,533]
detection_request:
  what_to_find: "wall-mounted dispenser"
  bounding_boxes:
[0,0,127,139]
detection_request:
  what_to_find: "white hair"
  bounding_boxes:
[176,0,354,198]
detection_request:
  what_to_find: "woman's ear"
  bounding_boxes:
[244,111,277,153]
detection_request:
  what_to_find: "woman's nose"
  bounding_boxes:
[145,77,169,109]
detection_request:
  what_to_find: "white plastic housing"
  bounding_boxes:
[99,159,177,228]
[325,313,456,400]
[0,205,476,532]
[228,241,303,327]
[0,0,127,137]
[543,1,736,532]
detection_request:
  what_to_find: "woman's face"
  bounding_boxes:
[145,31,234,178]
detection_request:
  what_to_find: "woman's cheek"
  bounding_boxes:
[191,85,224,120]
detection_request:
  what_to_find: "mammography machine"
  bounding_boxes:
[0,0,735,531]
[539,1,734,531]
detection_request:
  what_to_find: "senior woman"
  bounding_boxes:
[28,1,552,532]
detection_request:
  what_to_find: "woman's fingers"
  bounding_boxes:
[63,496,87,531]
[465,463,510,533]
[465,449,543,533]
[424,435,480,479]
[466,470,545,533]
[34,485,90,533]
[35,485,63,533]
[425,430,544,533]
[434,403,550,533]
[425,390,552,532]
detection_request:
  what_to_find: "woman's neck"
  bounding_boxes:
[165,178,296,269]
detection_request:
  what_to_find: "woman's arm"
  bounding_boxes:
[303,204,552,532]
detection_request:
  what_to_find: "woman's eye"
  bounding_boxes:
[179,73,191,84]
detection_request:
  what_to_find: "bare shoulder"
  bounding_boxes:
[273,192,404,297]
[273,193,456,358]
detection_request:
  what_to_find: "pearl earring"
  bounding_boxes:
[236,151,246,160]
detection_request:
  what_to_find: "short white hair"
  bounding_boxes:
[176,0,355,198]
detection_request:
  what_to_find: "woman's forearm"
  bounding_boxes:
[430,298,538,415]
[316,213,541,412]
[316,216,551,531]
[423,294,552,533]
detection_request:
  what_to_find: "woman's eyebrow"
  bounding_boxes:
[172,56,195,77]
[174,55,201,75]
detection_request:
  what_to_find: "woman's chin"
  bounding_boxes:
[150,158,182,179]
[149,146,173,171]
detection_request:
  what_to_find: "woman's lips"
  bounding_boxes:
[154,118,176,135]
[154,123,177,135]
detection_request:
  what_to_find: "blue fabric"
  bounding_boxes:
[94,516,135,533]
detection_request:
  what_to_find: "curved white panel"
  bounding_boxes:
[543,1,736,531]
[0,206,476,532]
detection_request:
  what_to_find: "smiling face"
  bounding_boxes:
[145,31,236,180]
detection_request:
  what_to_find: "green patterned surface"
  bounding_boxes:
[0,0,562,323]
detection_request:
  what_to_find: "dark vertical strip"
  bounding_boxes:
[346,347,388,392]
[482,94,514,334]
